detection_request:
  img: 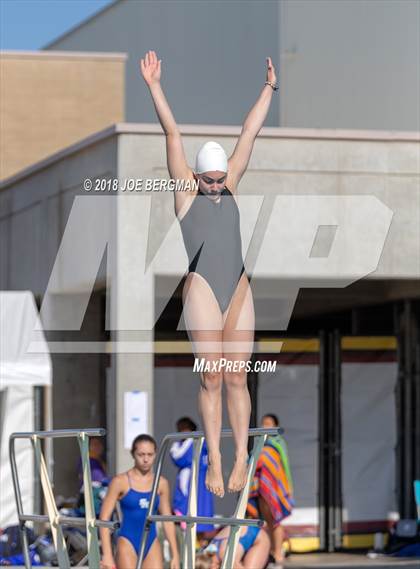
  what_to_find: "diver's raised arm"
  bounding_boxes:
[228,57,278,188]
[139,51,192,182]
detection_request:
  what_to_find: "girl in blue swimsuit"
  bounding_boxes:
[195,524,270,569]
[99,434,179,569]
[140,50,278,499]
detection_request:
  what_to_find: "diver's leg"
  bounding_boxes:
[183,272,225,497]
[222,274,255,492]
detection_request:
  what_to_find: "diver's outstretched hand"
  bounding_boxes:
[266,56,277,86]
[140,50,161,86]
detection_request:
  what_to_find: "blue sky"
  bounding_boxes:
[0,0,114,50]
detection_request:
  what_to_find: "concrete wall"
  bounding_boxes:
[45,0,419,131]
[0,131,118,293]
[279,0,420,131]
[0,51,126,180]
[116,125,420,283]
[0,132,118,491]
[1,123,418,480]
[51,291,108,496]
[44,0,281,127]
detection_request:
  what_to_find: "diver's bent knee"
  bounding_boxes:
[201,369,223,390]
[224,370,248,388]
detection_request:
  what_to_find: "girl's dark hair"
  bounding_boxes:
[131,434,157,456]
[176,416,197,432]
[263,413,279,426]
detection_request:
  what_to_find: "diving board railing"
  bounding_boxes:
[9,428,119,569]
[137,427,282,569]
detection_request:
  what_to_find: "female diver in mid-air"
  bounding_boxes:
[140,50,277,497]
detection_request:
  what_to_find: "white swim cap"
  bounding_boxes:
[195,141,228,174]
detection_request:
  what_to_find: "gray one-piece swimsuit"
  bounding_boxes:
[180,187,246,313]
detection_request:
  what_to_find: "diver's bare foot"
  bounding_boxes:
[227,453,249,493]
[206,454,224,497]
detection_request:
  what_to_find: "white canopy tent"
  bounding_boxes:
[0,291,52,527]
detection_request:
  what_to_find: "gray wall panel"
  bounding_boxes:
[280,0,420,130]
[47,0,419,131]
[46,0,280,127]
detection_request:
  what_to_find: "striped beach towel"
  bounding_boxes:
[247,435,294,528]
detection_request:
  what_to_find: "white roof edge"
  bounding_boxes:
[0,50,128,60]
[1,122,419,189]
[114,122,420,141]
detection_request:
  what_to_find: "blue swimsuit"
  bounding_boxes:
[118,473,160,558]
[209,526,261,560]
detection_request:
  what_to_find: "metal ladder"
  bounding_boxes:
[9,428,119,569]
[136,426,280,569]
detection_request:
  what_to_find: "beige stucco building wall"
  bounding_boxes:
[1,123,419,476]
[0,51,126,181]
